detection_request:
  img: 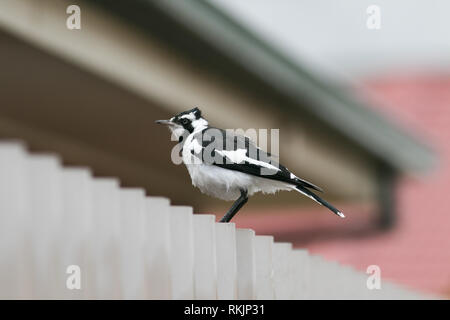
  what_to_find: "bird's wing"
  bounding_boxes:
[188,127,322,192]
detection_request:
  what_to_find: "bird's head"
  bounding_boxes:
[155,107,208,141]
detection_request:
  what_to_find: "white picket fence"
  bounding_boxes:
[0,141,429,299]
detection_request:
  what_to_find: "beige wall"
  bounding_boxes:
[0,0,378,212]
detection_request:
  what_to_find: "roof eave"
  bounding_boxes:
[97,0,437,172]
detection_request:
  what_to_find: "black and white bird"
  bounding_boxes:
[156,107,345,222]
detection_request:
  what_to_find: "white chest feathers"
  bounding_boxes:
[181,132,293,201]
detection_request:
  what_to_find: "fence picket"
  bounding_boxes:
[58,167,94,299]
[169,206,195,299]
[91,178,121,299]
[193,214,217,299]
[215,222,238,300]
[290,249,310,299]
[144,197,171,299]
[118,188,146,299]
[0,142,27,299]
[272,242,293,299]
[27,154,62,299]
[254,235,274,299]
[236,228,256,299]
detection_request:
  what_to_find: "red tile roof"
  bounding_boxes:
[312,75,450,295]
[238,74,450,295]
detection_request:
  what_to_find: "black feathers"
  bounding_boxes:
[294,185,344,218]
[187,127,323,192]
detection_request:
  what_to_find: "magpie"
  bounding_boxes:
[156,107,345,222]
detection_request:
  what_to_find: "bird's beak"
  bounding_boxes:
[155,119,175,126]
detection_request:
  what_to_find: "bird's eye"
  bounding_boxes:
[181,118,189,125]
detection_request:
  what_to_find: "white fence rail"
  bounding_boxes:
[0,141,428,299]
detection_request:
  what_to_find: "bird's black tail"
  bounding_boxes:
[293,185,345,218]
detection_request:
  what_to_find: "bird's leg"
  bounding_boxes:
[219,189,248,223]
